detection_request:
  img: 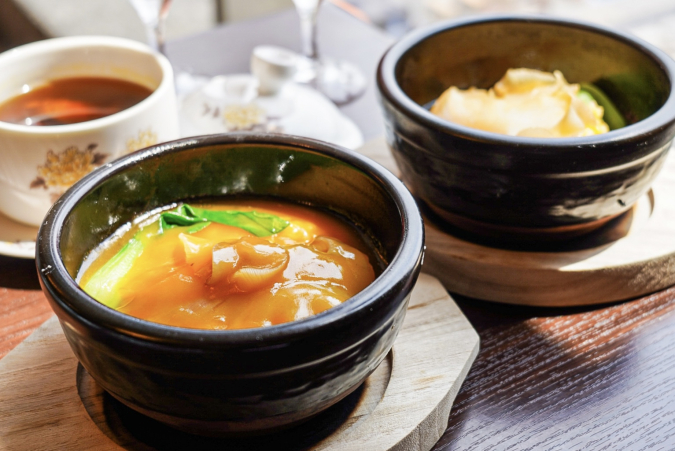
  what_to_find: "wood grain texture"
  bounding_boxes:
[0,289,52,359]
[434,288,675,450]
[0,273,479,451]
[0,255,51,359]
[0,315,115,451]
[359,136,675,306]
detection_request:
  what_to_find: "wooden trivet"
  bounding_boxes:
[358,137,675,306]
[0,273,479,451]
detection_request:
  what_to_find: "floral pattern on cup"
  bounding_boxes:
[30,143,109,201]
[126,128,158,154]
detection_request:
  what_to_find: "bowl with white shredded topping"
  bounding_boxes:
[377,15,675,241]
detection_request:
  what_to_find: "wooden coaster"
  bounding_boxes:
[0,273,479,451]
[358,137,675,306]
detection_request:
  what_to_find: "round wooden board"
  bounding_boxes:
[0,273,479,451]
[358,137,675,307]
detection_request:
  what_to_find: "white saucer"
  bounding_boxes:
[178,76,364,150]
[0,212,38,259]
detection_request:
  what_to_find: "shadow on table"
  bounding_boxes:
[0,255,40,290]
[452,292,627,332]
[435,287,675,450]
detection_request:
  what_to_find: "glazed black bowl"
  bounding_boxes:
[377,15,675,239]
[36,134,424,436]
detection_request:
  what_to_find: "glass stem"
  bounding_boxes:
[144,25,159,53]
[156,0,171,55]
[154,22,165,55]
[129,0,171,55]
[296,5,320,64]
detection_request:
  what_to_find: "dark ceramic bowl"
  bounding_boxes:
[36,134,424,436]
[377,15,675,239]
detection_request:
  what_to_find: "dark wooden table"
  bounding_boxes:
[3,5,675,450]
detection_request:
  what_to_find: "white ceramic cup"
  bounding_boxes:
[0,36,180,226]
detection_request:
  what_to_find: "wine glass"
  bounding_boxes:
[128,0,208,95]
[128,0,172,54]
[292,0,367,105]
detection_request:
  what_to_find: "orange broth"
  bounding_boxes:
[78,199,379,330]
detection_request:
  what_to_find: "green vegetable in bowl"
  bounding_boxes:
[579,83,627,130]
[82,205,290,308]
[82,237,143,308]
[159,204,290,236]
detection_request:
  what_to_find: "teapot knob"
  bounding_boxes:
[251,45,298,96]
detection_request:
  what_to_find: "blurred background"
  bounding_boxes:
[1,0,673,57]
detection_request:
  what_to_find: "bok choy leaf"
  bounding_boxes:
[159,204,289,237]
[82,237,143,308]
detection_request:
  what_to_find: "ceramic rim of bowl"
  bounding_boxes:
[37,133,424,347]
[377,14,675,153]
[0,35,173,134]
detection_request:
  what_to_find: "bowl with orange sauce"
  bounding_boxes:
[377,15,675,240]
[36,133,424,436]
